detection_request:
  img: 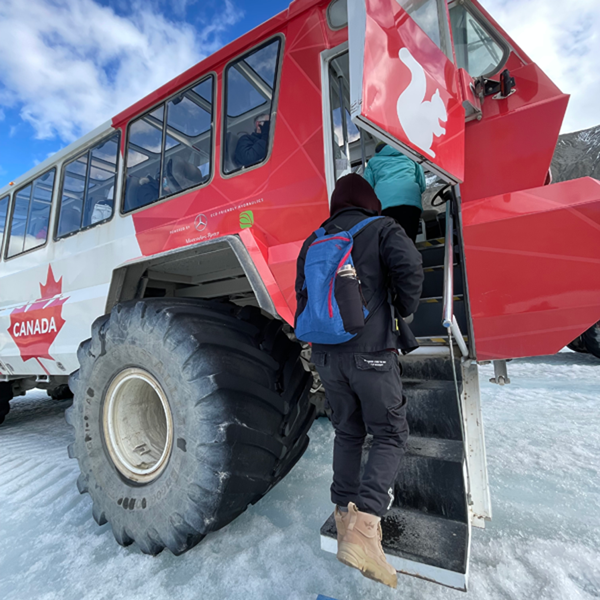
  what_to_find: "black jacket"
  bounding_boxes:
[234,123,270,168]
[294,207,424,353]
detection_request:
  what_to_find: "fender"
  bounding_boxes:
[105,234,279,318]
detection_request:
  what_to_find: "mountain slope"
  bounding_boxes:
[551,125,600,183]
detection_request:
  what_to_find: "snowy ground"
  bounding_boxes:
[1,351,599,600]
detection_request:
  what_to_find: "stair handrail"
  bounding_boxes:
[442,197,469,358]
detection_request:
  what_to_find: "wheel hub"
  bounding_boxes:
[103,368,173,484]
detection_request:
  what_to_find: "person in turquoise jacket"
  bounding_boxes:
[363,143,426,242]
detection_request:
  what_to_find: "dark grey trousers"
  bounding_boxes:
[312,350,409,517]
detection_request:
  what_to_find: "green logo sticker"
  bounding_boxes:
[239,210,254,229]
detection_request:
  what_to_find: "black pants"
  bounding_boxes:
[312,350,409,517]
[382,205,422,243]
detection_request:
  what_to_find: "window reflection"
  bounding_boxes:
[450,4,506,77]
[396,0,453,61]
[58,133,119,238]
[7,169,56,257]
[124,76,214,213]
[223,38,281,174]
[0,195,10,252]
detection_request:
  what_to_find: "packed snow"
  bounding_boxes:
[1,351,599,600]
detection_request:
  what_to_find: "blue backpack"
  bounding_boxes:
[295,217,382,344]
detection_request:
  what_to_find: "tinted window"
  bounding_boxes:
[327,0,348,29]
[396,0,453,61]
[124,76,214,213]
[57,133,120,238]
[329,52,362,180]
[58,155,88,237]
[7,169,56,258]
[161,78,213,198]
[450,4,506,77]
[223,38,282,174]
[0,195,8,254]
[124,106,164,212]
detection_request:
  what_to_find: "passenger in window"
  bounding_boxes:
[165,156,206,192]
[127,173,159,211]
[363,143,426,243]
[234,114,270,169]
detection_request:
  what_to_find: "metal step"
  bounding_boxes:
[320,507,469,590]
[358,434,466,521]
[402,380,463,440]
[420,244,446,268]
[410,296,467,338]
[396,437,467,522]
[319,357,471,589]
[419,243,460,269]
[399,355,463,381]
[415,335,468,347]
[416,237,445,250]
[422,265,463,298]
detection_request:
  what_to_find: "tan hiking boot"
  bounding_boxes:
[334,505,350,544]
[336,502,397,589]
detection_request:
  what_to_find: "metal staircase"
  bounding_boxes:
[320,196,491,591]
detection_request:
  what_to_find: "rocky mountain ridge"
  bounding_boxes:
[551,124,600,183]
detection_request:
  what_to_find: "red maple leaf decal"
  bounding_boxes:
[9,265,69,364]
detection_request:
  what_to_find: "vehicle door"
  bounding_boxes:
[348,0,465,183]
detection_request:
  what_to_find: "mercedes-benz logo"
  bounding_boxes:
[194,213,208,232]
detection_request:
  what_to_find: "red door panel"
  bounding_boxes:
[463,178,600,360]
[349,0,465,183]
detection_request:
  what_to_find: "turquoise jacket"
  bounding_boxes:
[363,145,426,211]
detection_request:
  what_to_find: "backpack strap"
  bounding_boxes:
[314,226,327,239]
[348,216,383,238]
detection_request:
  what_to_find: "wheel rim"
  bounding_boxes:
[103,368,173,484]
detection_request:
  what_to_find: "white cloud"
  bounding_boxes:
[0,108,5,121]
[0,0,241,143]
[482,0,600,133]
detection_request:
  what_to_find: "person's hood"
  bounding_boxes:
[329,173,381,217]
[376,145,404,158]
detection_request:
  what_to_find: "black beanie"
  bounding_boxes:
[330,173,382,217]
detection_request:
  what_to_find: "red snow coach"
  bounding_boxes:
[1,0,599,590]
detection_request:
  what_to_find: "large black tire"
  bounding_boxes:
[48,384,74,400]
[567,335,589,354]
[0,382,12,425]
[582,321,600,360]
[67,298,314,555]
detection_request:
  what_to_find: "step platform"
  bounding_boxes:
[320,507,469,591]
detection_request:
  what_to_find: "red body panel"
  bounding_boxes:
[461,62,569,204]
[463,178,600,360]
[104,0,599,362]
[358,0,465,181]
[124,4,335,324]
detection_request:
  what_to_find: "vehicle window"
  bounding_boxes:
[7,169,56,258]
[124,75,214,213]
[161,77,213,198]
[0,195,9,254]
[223,38,282,175]
[450,4,506,77]
[86,136,119,227]
[124,107,164,212]
[328,52,374,181]
[397,0,453,61]
[58,155,88,237]
[327,0,348,29]
[57,133,120,238]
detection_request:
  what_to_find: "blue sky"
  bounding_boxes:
[1,0,599,189]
